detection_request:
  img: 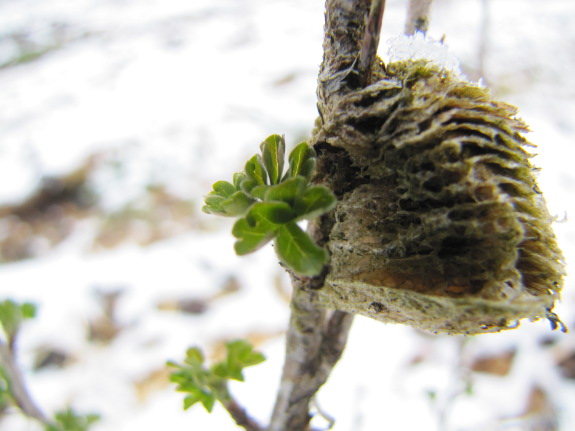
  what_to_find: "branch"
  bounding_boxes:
[224,398,264,431]
[268,282,353,431]
[0,339,49,425]
[404,0,433,35]
[478,0,490,79]
[268,1,385,429]
[318,0,372,113]
[358,0,386,83]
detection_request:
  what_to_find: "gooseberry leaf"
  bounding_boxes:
[232,211,278,255]
[261,134,285,185]
[264,176,306,207]
[249,201,296,224]
[0,299,37,340]
[239,178,258,195]
[184,347,205,368]
[233,172,247,189]
[212,181,235,198]
[202,134,337,276]
[20,303,37,320]
[295,185,337,220]
[202,201,224,216]
[203,181,245,216]
[244,155,267,186]
[204,189,254,217]
[274,222,329,276]
[219,191,254,216]
[182,388,216,412]
[212,340,266,382]
[287,142,316,180]
[248,185,268,200]
[45,409,100,431]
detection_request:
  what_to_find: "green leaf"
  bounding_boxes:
[249,185,268,200]
[20,303,37,320]
[295,185,337,220]
[183,393,201,410]
[287,142,316,180]
[45,408,100,431]
[260,135,285,185]
[227,340,266,368]
[249,201,296,224]
[213,340,266,382]
[232,213,277,255]
[202,194,226,213]
[219,191,254,216]
[274,223,329,276]
[212,181,235,198]
[233,172,247,189]
[244,155,267,186]
[0,299,37,340]
[184,388,216,412]
[264,177,306,207]
[168,347,234,414]
[203,180,241,216]
[239,178,258,195]
[204,183,255,217]
[185,347,205,367]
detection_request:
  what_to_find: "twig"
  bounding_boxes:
[478,0,490,80]
[318,0,373,110]
[404,0,433,35]
[224,398,264,431]
[358,0,386,82]
[268,1,385,430]
[268,284,353,431]
[0,339,50,425]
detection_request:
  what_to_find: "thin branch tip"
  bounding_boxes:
[405,0,433,35]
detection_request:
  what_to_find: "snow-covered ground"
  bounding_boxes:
[1,0,575,430]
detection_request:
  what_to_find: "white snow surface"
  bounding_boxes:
[1,0,575,430]
[386,32,465,78]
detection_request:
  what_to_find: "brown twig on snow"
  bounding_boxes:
[0,340,50,425]
[404,0,433,35]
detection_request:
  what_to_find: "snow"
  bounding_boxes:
[1,0,575,430]
[386,33,465,78]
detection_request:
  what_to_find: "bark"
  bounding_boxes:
[268,1,381,430]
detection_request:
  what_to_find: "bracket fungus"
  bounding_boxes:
[313,60,565,334]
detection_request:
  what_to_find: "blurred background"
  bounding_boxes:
[1,0,574,429]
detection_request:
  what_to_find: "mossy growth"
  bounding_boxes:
[315,59,565,334]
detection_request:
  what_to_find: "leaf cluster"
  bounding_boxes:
[167,340,265,412]
[0,300,99,431]
[203,135,336,276]
[44,409,100,431]
[0,299,37,345]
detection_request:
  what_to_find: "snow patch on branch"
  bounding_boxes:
[386,32,466,80]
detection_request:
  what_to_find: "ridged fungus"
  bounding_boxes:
[315,60,564,334]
